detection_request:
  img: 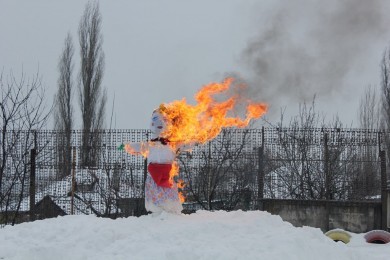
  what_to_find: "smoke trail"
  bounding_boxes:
[240,0,390,118]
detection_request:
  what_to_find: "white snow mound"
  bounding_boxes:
[0,210,389,260]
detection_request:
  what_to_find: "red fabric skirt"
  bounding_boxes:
[147,163,172,188]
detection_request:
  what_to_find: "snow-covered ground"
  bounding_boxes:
[0,210,389,260]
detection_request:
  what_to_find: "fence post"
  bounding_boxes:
[142,131,149,198]
[257,127,265,210]
[143,157,148,193]
[324,132,330,200]
[29,148,36,221]
[323,132,330,231]
[380,149,387,230]
[71,147,76,215]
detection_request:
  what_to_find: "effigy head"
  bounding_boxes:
[150,105,168,139]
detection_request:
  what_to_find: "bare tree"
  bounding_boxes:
[78,1,106,167]
[70,131,145,218]
[273,98,323,199]
[0,70,51,225]
[356,85,381,199]
[54,33,74,178]
[269,97,357,200]
[381,46,390,173]
[359,85,379,130]
[381,46,390,129]
[179,129,255,211]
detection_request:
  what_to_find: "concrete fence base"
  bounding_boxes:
[261,199,382,233]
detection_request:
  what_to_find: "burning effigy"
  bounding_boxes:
[119,78,267,214]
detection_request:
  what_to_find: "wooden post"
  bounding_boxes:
[71,147,76,215]
[29,148,36,221]
[142,132,149,198]
[143,157,148,193]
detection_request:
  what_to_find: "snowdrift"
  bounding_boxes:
[0,210,389,260]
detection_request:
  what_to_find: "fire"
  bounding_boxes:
[124,143,149,157]
[159,77,268,144]
[159,77,267,203]
[127,78,267,204]
[169,161,179,185]
[169,162,186,202]
[177,179,186,203]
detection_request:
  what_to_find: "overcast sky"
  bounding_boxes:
[2,0,390,129]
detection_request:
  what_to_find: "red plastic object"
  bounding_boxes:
[364,230,390,244]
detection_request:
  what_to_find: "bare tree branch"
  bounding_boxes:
[0,69,51,225]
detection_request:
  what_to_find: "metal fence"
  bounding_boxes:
[0,127,386,225]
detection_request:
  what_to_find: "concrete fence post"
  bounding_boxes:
[380,150,387,230]
[387,187,390,232]
[29,148,36,222]
[71,147,76,215]
[257,127,265,210]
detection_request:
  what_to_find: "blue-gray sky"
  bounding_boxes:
[1,0,390,129]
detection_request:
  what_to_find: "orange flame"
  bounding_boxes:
[169,161,179,185]
[159,77,267,144]
[124,143,149,157]
[177,179,186,203]
[168,162,187,202]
